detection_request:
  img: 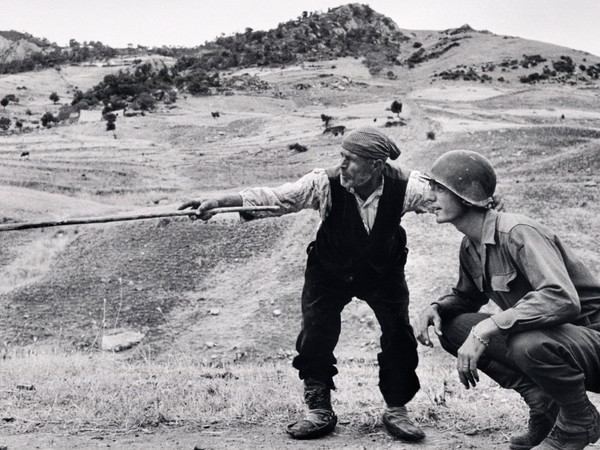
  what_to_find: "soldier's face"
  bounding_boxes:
[426,182,468,224]
[339,150,378,190]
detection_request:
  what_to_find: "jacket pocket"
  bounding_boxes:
[490,272,517,292]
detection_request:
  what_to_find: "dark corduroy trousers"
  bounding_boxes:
[292,253,420,407]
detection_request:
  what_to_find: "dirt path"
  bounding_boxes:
[0,423,510,449]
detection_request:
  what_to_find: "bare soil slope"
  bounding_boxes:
[1,54,600,449]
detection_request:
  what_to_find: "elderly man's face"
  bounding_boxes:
[339,149,380,190]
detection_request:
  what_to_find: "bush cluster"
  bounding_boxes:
[175,4,409,74]
[0,40,117,74]
[72,63,178,112]
[434,67,493,82]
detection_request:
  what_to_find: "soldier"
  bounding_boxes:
[180,127,429,442]
[416,150,600,450]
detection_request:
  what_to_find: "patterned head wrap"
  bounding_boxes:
[341,127,401,161]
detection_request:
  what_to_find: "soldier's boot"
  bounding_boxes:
[286,379,337,440]
[532,394,600,450]
[478,360,558,450]
[509,394,559,450]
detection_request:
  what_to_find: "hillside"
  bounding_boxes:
[1,0,600,387]
[2,3,599,83]
[1,5,600,449]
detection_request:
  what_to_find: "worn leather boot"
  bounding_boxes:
[509,402,560,450]
[479,360,557,450]
[381,405,425,442]
[532,400,600,450]
[286,380,337,440]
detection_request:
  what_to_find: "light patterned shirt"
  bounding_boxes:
[240,167,431,233]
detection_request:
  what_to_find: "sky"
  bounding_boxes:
[1,0,599,57]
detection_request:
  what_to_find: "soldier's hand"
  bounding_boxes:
[416,305,443,348]
[456,332,486,389]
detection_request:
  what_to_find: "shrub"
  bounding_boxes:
[132,93,155,111]
[0,116,11,131]
[553,56,575,73]
[58,104,78,122]
[40,112,57,127]
[103,112,117,123]
[519,72,549,84]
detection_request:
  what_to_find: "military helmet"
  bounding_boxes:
[426,150,496,208]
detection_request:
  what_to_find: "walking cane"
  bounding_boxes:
[0,206,281,232]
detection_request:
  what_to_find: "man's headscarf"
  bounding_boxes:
[341,127,401,161]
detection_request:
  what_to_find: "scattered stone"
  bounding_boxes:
[273,309,282,317]
[101,331,145,352]
[209,309,220,315]
[289,143,308,152]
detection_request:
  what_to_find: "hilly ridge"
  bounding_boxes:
[1,3,599,85]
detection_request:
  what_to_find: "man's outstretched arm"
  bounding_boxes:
[178,195,243,220]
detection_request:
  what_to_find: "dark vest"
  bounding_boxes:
[312,164,408,280]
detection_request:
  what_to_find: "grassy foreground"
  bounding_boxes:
[0,344,525,439]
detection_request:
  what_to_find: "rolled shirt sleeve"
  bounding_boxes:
[240,168,331,220]
[403,170,433,214]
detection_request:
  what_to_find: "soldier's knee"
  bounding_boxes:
[507,330,549,368]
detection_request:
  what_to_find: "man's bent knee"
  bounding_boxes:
[507,330,551,370]
[440,313,490,355]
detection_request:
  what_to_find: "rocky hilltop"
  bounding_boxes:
[0,33,47,63]
[1,3,599,86]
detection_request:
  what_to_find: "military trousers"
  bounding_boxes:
[439,312,600,431]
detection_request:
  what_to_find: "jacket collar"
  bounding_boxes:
[464,209,498,250]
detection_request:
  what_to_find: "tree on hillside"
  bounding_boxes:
[1,97,8,109]
[391,100,403,119]
[41,112,57,128]
[104,112,117,138]
[49,92,60,104]
[0,116,11,131]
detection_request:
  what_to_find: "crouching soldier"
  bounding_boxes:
[416,150,600,450]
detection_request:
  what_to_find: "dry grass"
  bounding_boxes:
[0,345,524,437]
[0,231,73,295]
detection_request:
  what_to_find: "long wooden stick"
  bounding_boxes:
[0,206,281,232]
